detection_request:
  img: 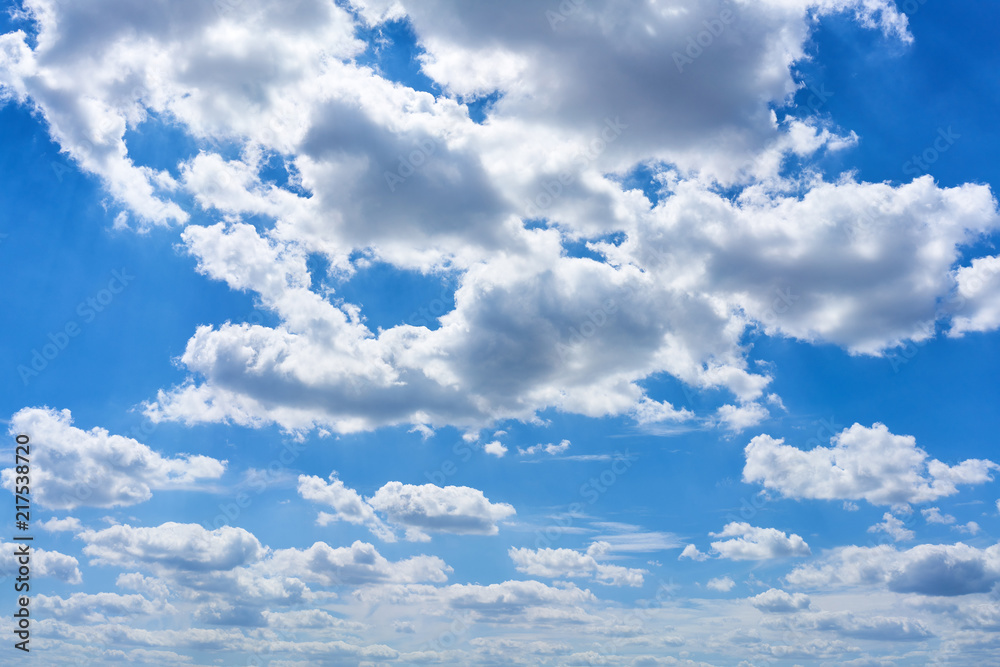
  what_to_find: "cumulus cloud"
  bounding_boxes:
[36,592,171,624]
[706,576,735,592]
[369,482,516,540]
[679,544,709,562]
[518,440,571,456]
[868,513,915,543]
[298,473,515,541]
[749,588,811,612]
[921,507,955,526]
[38,517,83,532]
[797,611,933,642]
[787,542,1000,596]
[949,255,1000,336]
[2,407,225,510]
[743,423,999,507]
[715,402,770,432]
[297,472,394,541]
[80,522,265,572]
[484,441,508,458]
[256,540,451,586]
[0,0,980,437]
[709,522,811,560]
[509,542,646,587]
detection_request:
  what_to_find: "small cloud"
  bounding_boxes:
[749,588,811,612]
[842,501,859,512]
[955,521,980,536]
[484,441,508,458]
[715,402,769,432]
[707,576,735,592]
[679,544,708,562]
[517,440,571,456]
[867,513,915,542]
[921,507,956,525]
[38,517,83,532]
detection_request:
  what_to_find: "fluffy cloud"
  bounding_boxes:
[743,422,999,506]
[798,611,933,641]
[80,522,264,572]
[949,255,1000,336]
[679,544,709,562]
[518,440,571,456]
[750,588,810,612]
[484,441,508,458]
[256,540,451,586]
[2,407,225,510]
[38,517,83,532]
[36,592,171,624]
[709,522,810,560]
[509,542,646,587]
[297,472,394,541]
[706,576,735,592]
[369,482,516,540]
[3,0,989,436]
[922,507,956,525]
[298,473,515,541]
[787,542,1000,596]
[868,513,915,542]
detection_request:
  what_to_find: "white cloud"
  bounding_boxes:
[743,422,999,506]
[36,592,171,624]
[949,255,1000,336]
[2,407,225,510]
[297,472,394,541]
[867,513,915,542]
[80,522,264,572]
[749,588,810,612]
[484,441,508,458]
[679,544,708,562]
[787,542,1000,596]
[706,576,735,592]
[508,542,646,587]
[0,0,970,438]
[298,473,514,542]
[38,517,83,532]
[956,521,981,536]
[709,522,810,560]
[518,439,572,456]
[922,507,956,525]
[797,611,932,642]
[369,482,516,540]
[255,540,451,586]
[715,402,770,432]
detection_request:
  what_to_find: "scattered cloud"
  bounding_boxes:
[744,423,998,506]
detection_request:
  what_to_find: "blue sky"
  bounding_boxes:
[2,0,1000,665]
